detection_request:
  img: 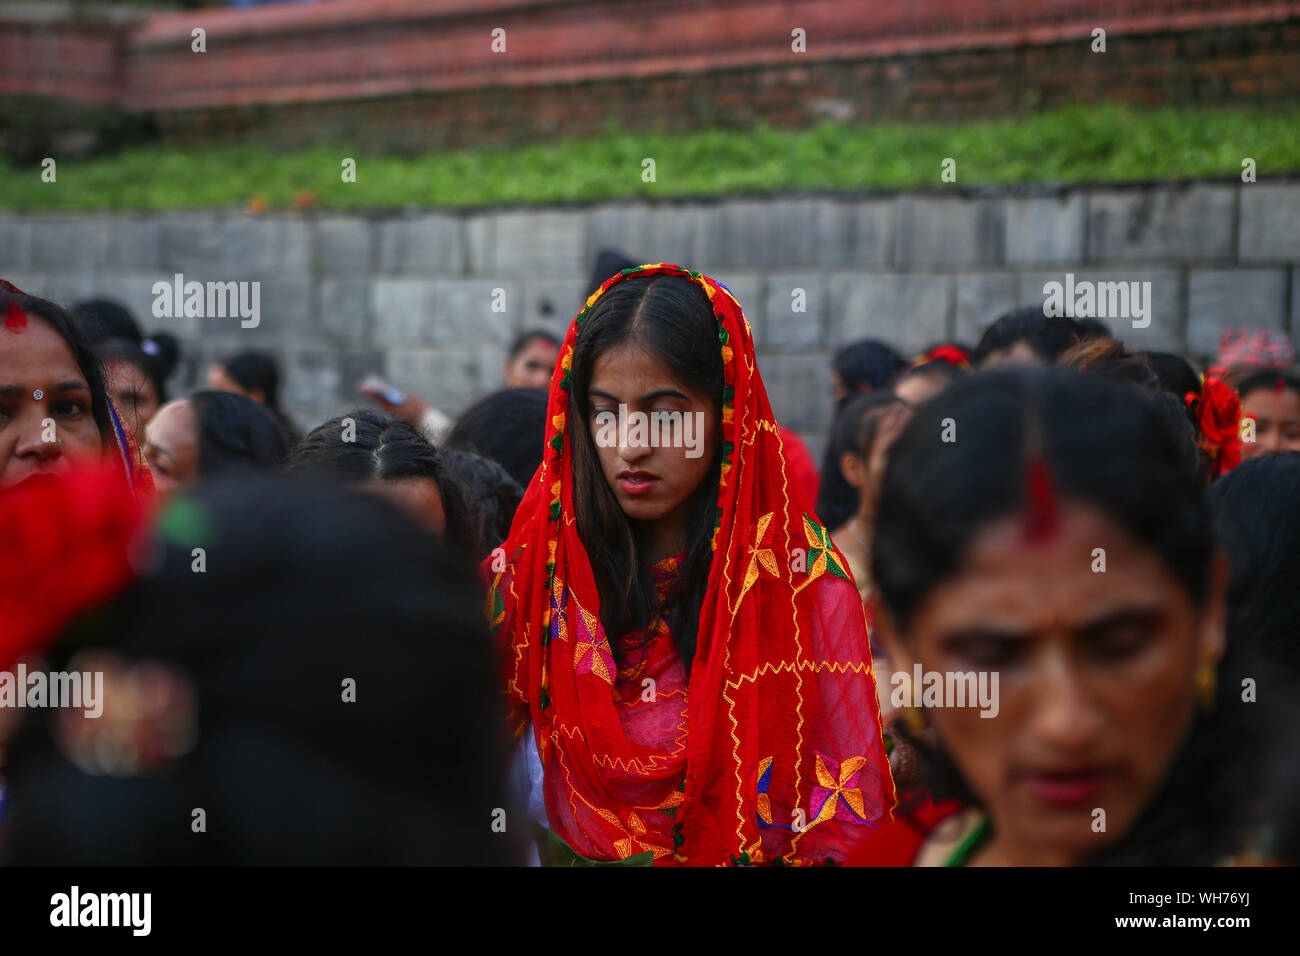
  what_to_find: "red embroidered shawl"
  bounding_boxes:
[483,264,895,865]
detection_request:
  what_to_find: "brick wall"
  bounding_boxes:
[3,179,1297,458]
[3,1,1298,154]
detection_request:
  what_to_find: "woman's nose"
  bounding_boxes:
[15,417,61,462]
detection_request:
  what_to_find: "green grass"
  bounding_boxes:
[3,104,1297,212]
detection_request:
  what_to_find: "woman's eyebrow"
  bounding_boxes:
[590,387,688,402]
[1074,607,1163,636]
[939,626,1031,646]
[636,388,688,402]
[51,380,90,392]
[144,442,176,469]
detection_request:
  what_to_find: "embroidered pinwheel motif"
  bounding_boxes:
[573,599,614,683]
[792,513,850,595]
[808,752,872,828]
[614,810,669,860]
[755,755,776,827]
[736,511,781,608]
[544,576,568,646]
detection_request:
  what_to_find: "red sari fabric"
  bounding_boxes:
[483,263,895,865]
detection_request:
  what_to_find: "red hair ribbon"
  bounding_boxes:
[0,463,148,672]
[914,344,971,370]
[1184,366,1243,479]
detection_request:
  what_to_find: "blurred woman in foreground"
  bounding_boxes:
[0,474,517,865]
[852,368,1281,865]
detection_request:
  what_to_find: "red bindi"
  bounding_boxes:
[1023,455,1061,545]
[4,299,25,331]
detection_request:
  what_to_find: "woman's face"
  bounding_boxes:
[865,406,911,500]
[840,406,912,511]
[980,341,1042,369]
[0,317,103,489]
[206,363,260,403]
[586,343,719,546]
[143,398,200,502]
[895,371,947,408]
[105,359,159,441]
[362,476,446,534]
[879,500,1225,865]
[504,339,560,390]
[1240,386,1300,459]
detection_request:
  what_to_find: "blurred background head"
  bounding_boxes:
[440,447,524,557]
[974,307,1086,368]
[821,392,911,537]
[446,387,547,491]
[95,338,170,442]
[501,331,561,391]
[206,350,298,442]
[287,409,476,555]
[894,345,970,408]
[143,390,289,502]
[73,298,142,347]
[1235,368,1300,460]
[830,339,906,406]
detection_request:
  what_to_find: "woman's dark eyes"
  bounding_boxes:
[54,401,86,418]
[952,639,1022,667]
[1089,624,1153,660]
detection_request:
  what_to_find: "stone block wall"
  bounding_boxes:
[3,178,1297,459]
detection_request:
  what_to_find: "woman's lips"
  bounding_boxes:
[1023,770,1106,807]
[617,472,659,496]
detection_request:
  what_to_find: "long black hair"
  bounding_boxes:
[817,341,907,528]
[446,387,548,490]
[439,447,524,557]
[2,287,113,440]
[817,391,908,528]
[286,409,477,558]
[569,275,724,670]
[188,390,290,478]
[1208,452,1300,683]
[873,367,1276,863]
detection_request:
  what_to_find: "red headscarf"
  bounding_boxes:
[483,264,895,865]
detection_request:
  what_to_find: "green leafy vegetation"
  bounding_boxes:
[3,104,1296,211]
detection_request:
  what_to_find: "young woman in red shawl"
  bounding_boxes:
[483,264,895,866]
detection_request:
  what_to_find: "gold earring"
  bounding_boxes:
[1196,656,1217,712]
[901,703,926,736]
